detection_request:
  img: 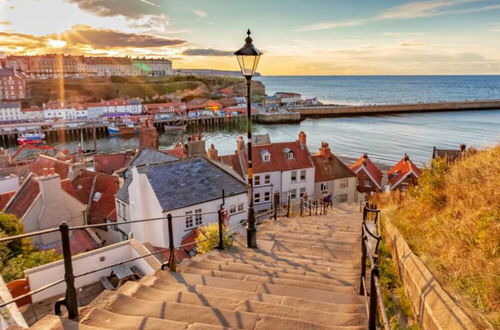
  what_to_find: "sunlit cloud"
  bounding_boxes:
[193,10,207,18]
[64,0,161,18]
[47,39,67,48]
[181,48,232,56]
[0,21,11,26]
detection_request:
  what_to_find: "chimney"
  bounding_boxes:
[404,153,409,161]
[236,136,245,154]
[460,144,466,152]
[187,135,206,157]
[318,142,332,157]
[207,144,219,161]
[298,131,307,147]
[363,153,368,159]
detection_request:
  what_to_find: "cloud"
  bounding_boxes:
[64,0,161,18]
[193,10,207,18]
[0,21,11,26]
[399,40,426,47]
[55,25,185,48]
[297,0,500,31]
[182,48,233,56]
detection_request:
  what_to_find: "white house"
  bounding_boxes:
[0,101,22,122]
[21,107,43,121]
[124,157,248,250]
[311,142,357,204]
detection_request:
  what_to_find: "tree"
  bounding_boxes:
[0,213,61,282]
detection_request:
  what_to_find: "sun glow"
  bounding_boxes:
[47,39,67,48]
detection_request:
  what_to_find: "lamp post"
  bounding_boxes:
[235,29,262,249]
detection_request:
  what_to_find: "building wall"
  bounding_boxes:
[331,177,357,204]
[353,168,381,194]
[253,171,281,212]
[281,167,315,202]
[0,175,19,193]
[24,240,156,303]
[0,103,22,122]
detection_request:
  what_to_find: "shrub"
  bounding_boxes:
[195,223,233,254]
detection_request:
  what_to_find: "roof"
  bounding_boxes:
[218,154,244,179]
[163,144,187,159]
[312,152,356,182]
[138,157,247,212]
[0,101,21,109]
[4,175,40,219]
[349,154,383,189]
[0,191,16,210]
[30,155,71,180]
[250,141,314,173]
[180,229,198,253]
[93,153,133,174]
[36,229,99,256]
[433,146,465,162]
[388,155,421,187]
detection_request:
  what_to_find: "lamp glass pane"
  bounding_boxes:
[237,55,260,76]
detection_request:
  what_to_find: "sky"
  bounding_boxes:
[1,0,500,75]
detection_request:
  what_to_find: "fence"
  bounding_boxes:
[359,202,390,330]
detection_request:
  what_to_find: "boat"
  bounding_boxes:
[17,132,45,145]
[107,123,138,136]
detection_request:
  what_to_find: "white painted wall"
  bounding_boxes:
[281,167,315,202]
[24,240,155,303]
[0,175,19,193]
[253,171,280,212]
[314,177,357,204]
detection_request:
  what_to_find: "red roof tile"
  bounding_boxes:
[30,155,71,179]
[349,154,383,188]
[94,153,133,174]
[388,155,421,187]
[312,144,355,182]
[250,141,313,173]
[0,191,16,211]
[4,176,40,219]
[87,173,120,225]
[39,229,99,256]
[218,154,244,179]
[163,144,187,159]
[180,229,198,253]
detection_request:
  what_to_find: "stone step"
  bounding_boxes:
[261,232,360,245]
[178,267,356,293]
[257,225,359,237]
[30,314,108,330]
[149,272,364,305]
[118,281,365,315]
[116,281,366,327]
[181,259,358,282]
[210,248,360,270]
[87,290,259,329]
[79,306,231,330]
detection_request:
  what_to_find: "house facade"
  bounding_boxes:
[388,154,421,191]
[349,153,383,201]
[124,157,248,249]
[0,101,22,122]
[312,142,357,204]
[0,68,27,101]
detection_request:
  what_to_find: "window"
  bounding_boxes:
[264,191,270,202]
[338,194,348,203]
[261,151,271,162]
[365,180,371,187]
[264,175,271,185]
[320,182,328,192]
[185,211,193,229]
[195,209,202,226]
[255,193,261,203]
[290,189,297,199]
[286,151,294,160]
[254,175,260,186]
[229,204,237,214]
[300,187,306,198]
[237,203,244,212]
[300,170,306,181]
[291,171,297,182]
[340,179,348,188]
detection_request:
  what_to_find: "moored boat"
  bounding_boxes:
[107,123,138,136]
[17,132,45,145]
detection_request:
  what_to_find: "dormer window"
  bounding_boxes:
[261,150,271,162]
[284,148,294,160]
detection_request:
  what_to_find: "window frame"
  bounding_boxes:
[185,211,194,229]
[291,171,297,182]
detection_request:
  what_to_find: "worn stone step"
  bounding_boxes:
[87,290,258,329]
[118,281,365,315]
[116,281,366,327]
[30,314,108,330]
[79,306,231,330]
[178,266,356,293]
[261,232,360,245]
[209,248,360,270]
[181,259,358,282]
[149,272,364,305]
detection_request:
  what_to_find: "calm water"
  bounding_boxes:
[257,75,500,105]
[14,76,500,166]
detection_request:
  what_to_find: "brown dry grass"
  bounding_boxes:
[372,146,500,328]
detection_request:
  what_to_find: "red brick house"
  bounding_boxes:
[349,153,383,199]
[388,154,421,191]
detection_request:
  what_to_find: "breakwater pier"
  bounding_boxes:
[293,99,500,117]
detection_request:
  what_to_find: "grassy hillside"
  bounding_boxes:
[26,75,266,106]
[372,146,500,328]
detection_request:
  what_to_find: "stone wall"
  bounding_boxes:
[383,219,480,330]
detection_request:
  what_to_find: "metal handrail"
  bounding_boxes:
[360,202,390,330]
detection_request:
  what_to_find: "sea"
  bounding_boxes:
[25,76,500,166]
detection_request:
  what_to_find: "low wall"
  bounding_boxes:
[253,112,302,124]
[383,219,478,330]
[296,100,500,117]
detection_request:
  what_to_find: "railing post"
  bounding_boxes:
[286,195,291,218]
[55,222,78,320]
[217,209,224,250]
[167,213,176,272]
[359,236,367,295]
[315,201,318,215]
[300,199,303,217]
[273,193,279,220]
[309,201,312,216]
[369,264,379,330]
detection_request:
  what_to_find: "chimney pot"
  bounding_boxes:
[42,168,49,176]
[49,168,55,175]
[298,131,307,147]
[363,153,368,158]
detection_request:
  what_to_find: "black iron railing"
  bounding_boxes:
[300,198,329,217]
[360,202,390,330]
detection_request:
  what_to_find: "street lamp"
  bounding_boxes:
[235,29,262,249]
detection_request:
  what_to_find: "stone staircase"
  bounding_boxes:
[32,204,367,329]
